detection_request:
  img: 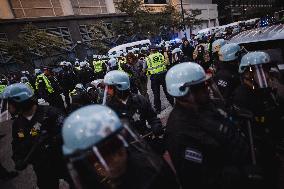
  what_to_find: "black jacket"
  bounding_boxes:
[77,144,180,189]
[12,105,65,169]
[213,64,240,103]
[107,94,163,136]
[78,67,95,86]
[165,102,251,189]
[232,86,283,189]
[58,69,77,92]
[181,43,194,60]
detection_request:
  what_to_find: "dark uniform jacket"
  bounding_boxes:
[11,105,69,188]
[214,64,240,103]
[107,94,163,136]
[165,102,251,189]
[76,143,180,189]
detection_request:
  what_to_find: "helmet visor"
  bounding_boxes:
[243,65,271,89]
[66,124,161,189]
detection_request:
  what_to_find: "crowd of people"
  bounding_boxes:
[0,28,284,189]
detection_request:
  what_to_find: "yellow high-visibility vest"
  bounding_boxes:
[93,60,104,73]
[35,74,54,93]
[146,52,166,75]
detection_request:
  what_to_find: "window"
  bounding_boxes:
[79,25,93,43]
[46,27,73,50]
[10,0,63,18]
[70,0,107,15]
[79,23,111,44]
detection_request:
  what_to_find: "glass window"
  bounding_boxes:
[10,0,63,18]
[70,0,107,15]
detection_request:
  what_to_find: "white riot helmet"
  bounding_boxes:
[166,62,210,97]
[108,58,117,68]
[62,105,144,189]
[80,61,87,68]
[60,61,67,66]
[239,51,271,89]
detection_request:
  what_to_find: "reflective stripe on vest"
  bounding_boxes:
[146,52,166,75]
[118,59,126,71]
[35,74,54,93]
[93,60,103,73]
[69,89,77,96]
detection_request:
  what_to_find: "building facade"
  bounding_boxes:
[212,0,279,25]
[172,0,219,36]
[0,0,218,72]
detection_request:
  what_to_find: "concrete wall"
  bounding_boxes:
[0,14,127,73]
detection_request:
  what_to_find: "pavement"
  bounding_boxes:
[0,79,173,189]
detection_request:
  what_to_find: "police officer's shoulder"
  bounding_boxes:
[39,105,65,119]
[131,93,150,105]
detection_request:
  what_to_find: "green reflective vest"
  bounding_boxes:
[146,52,166,75]
[0,84,7,93]
[35,74,54,93]
[118,59,126,71]
[93,60,104,73]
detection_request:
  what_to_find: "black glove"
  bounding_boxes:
[15,160,28,171]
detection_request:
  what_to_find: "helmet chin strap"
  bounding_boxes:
[255,65,268,88]
[92,146,110,172]
[102,85,108,106]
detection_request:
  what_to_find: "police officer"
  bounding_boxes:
[232,52,284,188]
[108,57,118,71]
[62,105,180,189]
[69,83,93,112]
[35,67,65,111]
[213,43,242,104]
[164,62,258,189]
[104,70,163,138]
[171,47,183,67]
[117,56,127,71]
[2,83,72,189]
[58,61,77,109]
[146,45,174,114]
[74,59,81,72]
[78,61,95,86]
[0,77,8,94]
[212,39,227,71]
[0,77,9,113]
[93,55,107,79]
